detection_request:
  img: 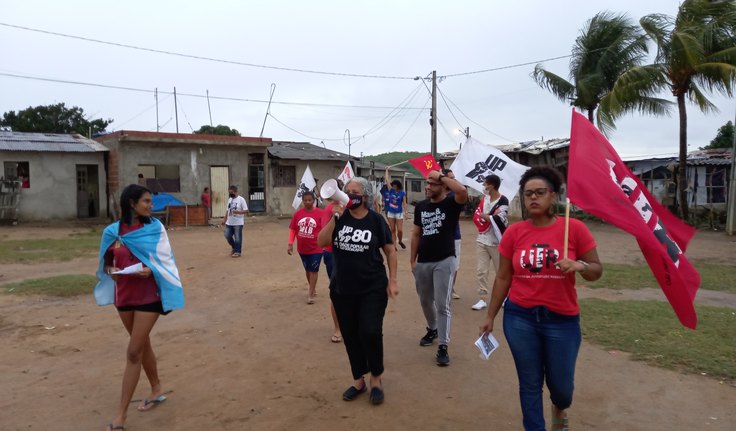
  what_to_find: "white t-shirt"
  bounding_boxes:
[226,195,248,226]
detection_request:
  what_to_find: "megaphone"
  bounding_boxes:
[320,179,350,207]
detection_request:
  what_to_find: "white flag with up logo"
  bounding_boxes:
[450,137,529,201]
[292,165,317,210]
[337,161,355,184]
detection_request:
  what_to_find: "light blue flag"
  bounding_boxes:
[94,218,185,312]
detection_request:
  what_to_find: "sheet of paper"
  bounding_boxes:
[112,262,143,275]
[475,333,500,360]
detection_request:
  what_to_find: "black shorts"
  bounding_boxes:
[116,301,171,315]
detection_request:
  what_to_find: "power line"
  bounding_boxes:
[387,96,432,152]
[442,54,572,78]
[0,71,426,110]
[436,85,465,130]
[437,88,516,143]
[0,22,415,80]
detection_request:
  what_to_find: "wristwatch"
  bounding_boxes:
[577,260,589,273]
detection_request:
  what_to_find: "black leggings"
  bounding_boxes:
[331,288,388,380]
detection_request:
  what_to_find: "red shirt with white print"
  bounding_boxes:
[289,207,324,255]
[104,222,160,307]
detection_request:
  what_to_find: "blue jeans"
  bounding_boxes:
[224,224,243,254]
[503,299,581,431]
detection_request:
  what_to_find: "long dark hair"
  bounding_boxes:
[120,184,152,225]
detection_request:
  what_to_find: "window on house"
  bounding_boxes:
[410,180,422,193]
[274,166,296,187]
[3,161,30,188]
[138,164,180,192]
[706,167,726,204]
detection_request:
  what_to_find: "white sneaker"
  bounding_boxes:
[471,299,488,310]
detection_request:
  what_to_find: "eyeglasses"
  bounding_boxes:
[522,188,549,198]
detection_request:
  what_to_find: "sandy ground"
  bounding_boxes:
[0,217,735,431]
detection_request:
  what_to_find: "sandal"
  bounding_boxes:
[107,424,125,431]
[551,413,569,430]
[331,334,342,343]
[342,378,367,401]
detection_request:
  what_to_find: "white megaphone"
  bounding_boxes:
[320,179,350,207]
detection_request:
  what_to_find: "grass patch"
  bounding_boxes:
[587,262,736,293]
[0,229,100,264]
[581,298,736,381]
[1,274,98,297]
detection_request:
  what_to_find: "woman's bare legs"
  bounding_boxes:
[107,310,160,429]
[306,271,318,302]
[396,218,404,247]
[330,303,342,341]
[388,217,398,248]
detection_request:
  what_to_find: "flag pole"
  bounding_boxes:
[563,198,570,260]
[385,160,410,169]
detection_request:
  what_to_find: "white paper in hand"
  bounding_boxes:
[112,262,143,275]
[475,333,500,360]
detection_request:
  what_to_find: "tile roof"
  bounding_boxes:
[0,131,108,152]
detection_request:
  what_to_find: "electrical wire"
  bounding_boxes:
[442,54,572,78]
[386,96,432,152]
[0,72,426,110]
[115,93,172,129]
[0,22,415,80]
[436,88,516,143]
[436,85,465,130]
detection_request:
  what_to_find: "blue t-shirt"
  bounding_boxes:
[387,190,406,214]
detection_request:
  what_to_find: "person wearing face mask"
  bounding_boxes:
[288,191,324,304]
[410,169,467,367]
[224,185,249,258]
[479,167,602,431]
[317,177,398,405]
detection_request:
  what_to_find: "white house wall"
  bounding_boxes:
[0,151,107,221]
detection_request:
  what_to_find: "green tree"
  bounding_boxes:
[532,11,668,134]
[193,124,240,136]
[0,103,112,135]
[701,120,734,149]
[609,0,736,219]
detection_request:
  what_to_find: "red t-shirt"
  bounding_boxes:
[321,204,335,252]
[104,223,161,307]
[201,192,211,208]
[499,217,596,315]
[289,207,324,255]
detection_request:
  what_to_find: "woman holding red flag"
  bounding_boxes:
[479,166,602,431]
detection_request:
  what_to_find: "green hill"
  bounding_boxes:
[365,151,424,175]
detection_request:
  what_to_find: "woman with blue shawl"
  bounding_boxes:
[95,184,185,431]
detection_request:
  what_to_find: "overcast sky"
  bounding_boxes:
[2,0,734,158]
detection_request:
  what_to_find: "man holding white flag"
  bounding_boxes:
[337,161,355,184]
[292,165,317,210]
[449,137,529,201]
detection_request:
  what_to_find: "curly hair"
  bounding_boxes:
[518,166,564,193]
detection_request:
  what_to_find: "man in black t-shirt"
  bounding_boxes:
[410,169,467,366]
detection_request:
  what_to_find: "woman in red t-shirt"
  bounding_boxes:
[103,185,171,431]
[201,187,212,220]
[480,167,602,431]
[288,191,324,304]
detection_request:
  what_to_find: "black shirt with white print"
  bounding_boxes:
[414,195,464,263]
[330,209,393,295]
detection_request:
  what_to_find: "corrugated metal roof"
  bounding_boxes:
[494,138,570,155]
[0,131,109,152]
[268,141,358,161]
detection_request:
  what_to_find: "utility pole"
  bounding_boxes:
[726,108,736,235]
[206,89,213,127]
[174,86,179,133]
[154,87,159,132]
[344,129,352,158]
[431,70,438,159]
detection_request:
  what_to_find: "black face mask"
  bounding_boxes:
[229,193,236,198]
[346,193,363,208]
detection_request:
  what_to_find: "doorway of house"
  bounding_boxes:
[76,165,100,218]
[210,166,229,218]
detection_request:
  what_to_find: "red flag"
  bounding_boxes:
[408,154,441,177]
[567,110,700,329]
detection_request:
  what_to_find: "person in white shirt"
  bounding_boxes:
[224,185,249,258]
[472,175,509,310]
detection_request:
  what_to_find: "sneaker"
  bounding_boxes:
[452,291,461,300]
[471,299,488,310]
[436,345,450,366]
[419,327,438,346]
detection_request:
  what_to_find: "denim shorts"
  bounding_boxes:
[299,253,322,272]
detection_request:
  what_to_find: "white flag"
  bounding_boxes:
[337,161,355,184]
[450,137,529,201]
[292,165,317,210]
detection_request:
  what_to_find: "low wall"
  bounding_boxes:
[168,205,207,226]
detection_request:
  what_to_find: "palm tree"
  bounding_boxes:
[532,11,664,135]
[608,0,736,220]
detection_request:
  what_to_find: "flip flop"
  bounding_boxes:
[137,394,167,411]
[331,334,342,343]
[107,424,125,431]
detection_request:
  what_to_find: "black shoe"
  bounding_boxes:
[369,387,384,405]
[419,327,438,346]
[398,241,406,249]
[342,383,367,401]
[436,344,450,366]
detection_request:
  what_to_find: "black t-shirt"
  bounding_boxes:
[414,195,464,263]
[330,209,393,295]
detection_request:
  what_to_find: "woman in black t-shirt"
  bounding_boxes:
[318,177,398,405]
